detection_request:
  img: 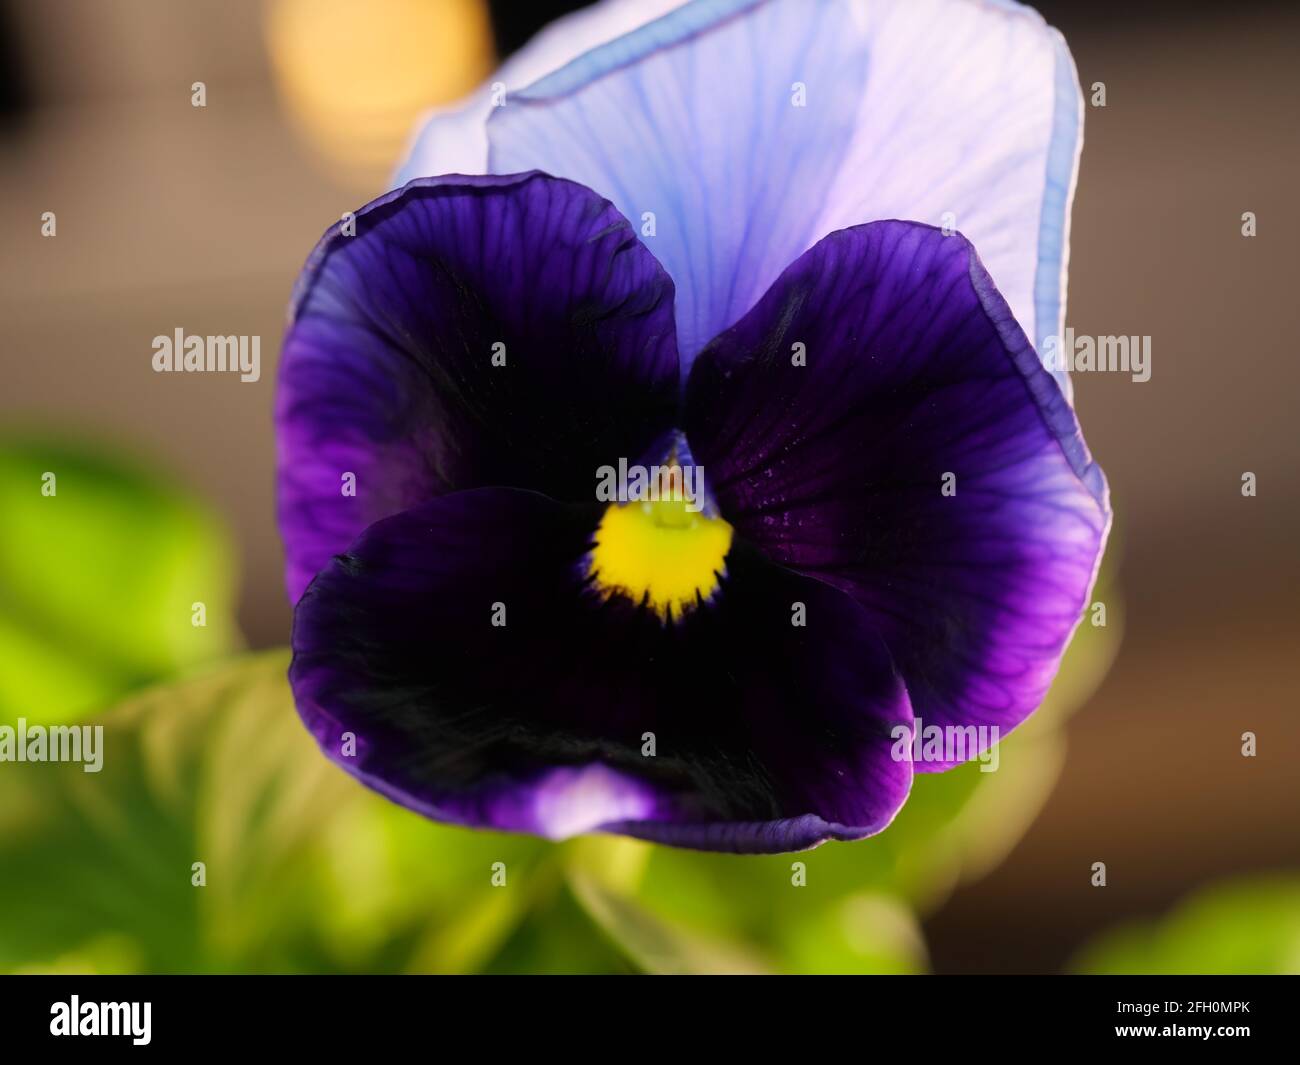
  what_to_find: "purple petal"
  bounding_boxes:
[275,172,679,601]
[683,220,1110,767]
[289,487,913,853]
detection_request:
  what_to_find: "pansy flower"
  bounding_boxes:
[277,0,1109,853]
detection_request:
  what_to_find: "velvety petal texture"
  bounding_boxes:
[290,488,914,853]
[684,220,1109,767]
[477,0,1080,383]
[276,172,679,601]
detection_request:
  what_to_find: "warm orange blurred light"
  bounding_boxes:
[264,0,495,190]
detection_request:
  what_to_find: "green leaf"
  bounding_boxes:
[0,650,554,973]
[772,893,928,975]
[0,651,338,971]
[314,801,552,973]
[568,869,772,974]
[0,437,240,724]
[1071,876,1300,975]
[478,876,641,975]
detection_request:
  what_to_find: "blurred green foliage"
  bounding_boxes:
[0,437,239,724]
[1072,876,1300,975]
[0,651,542,973]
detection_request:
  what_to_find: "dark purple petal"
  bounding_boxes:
[684,220,1110,768]
[275,172,679,601]
[289,487,913,854]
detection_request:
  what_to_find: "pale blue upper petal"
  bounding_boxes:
[476,0,1081,387]
[392,0,689,186]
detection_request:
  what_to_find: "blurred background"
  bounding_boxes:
[0,0,1296,974]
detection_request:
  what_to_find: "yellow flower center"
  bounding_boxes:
[587,494,733,621]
